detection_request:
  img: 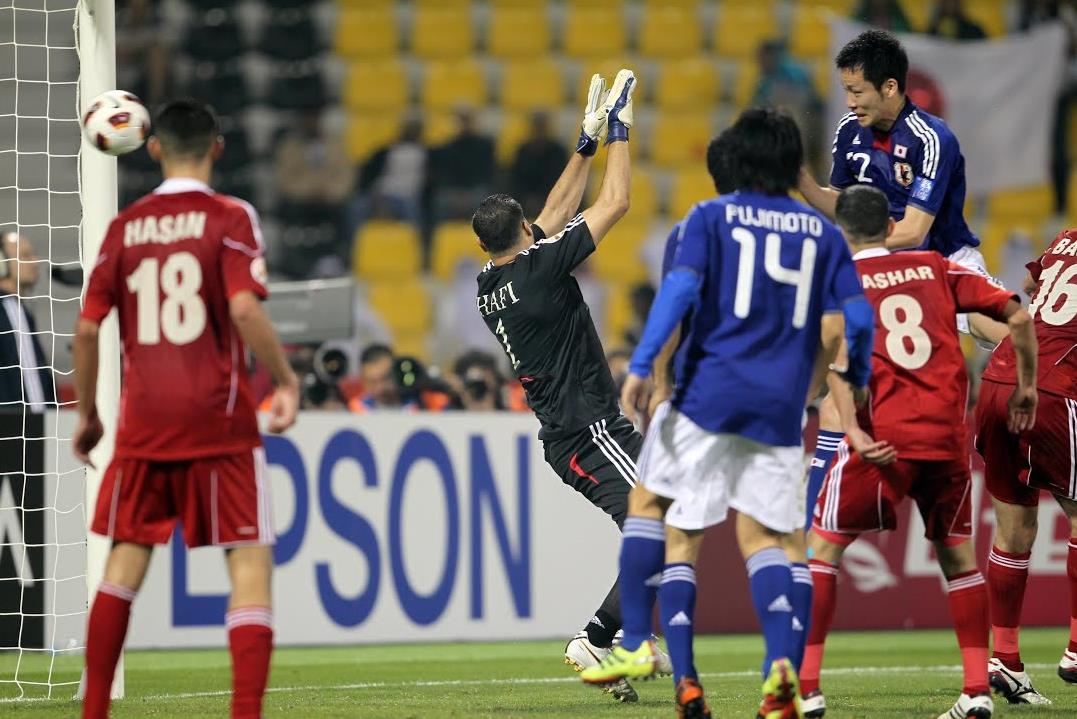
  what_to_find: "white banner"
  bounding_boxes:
[827,19,1067,196]
[126,413,621,648]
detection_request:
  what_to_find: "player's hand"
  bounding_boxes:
[603,69,636,144]
[1007,385,1037,433]
[620,372,651,428]
[846,426,897,466]
[646,381,672,424]
[267,375,300,434]
[73,413,104,468]
[576,73,608,156]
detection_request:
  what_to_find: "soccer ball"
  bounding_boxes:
[81,90,151,156]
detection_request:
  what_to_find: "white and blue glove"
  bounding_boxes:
[603,68,636,144]
[576,73,608,156]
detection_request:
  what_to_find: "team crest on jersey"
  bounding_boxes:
[894,144,907,158]
[894,162,914,188]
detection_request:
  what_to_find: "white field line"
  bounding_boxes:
[0,663,1058,703]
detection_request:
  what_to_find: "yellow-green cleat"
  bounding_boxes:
[580,638,659,686]
[757,658,802,719]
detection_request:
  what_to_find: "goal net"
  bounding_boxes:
[0,0,117,701]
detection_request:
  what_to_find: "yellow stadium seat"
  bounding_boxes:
[587,167,657,224]
[346,113,402,162]
[714,6,778,59]
[732,62,761,109]
[649,113,714,169]
[573,56,636,102]
[353,222,422,281]
[638,6,702,59]
[344,59,408,112]
[670,168,718,220]
[488,6,550,58]
[368,280,432,340]
[422,113,459,145]
[605,284,635,348]
[411,6,474,59]
[564,9,626,59]
[901,0,931,31]
[812,60,836,100]
[655,57,719,110]
[500,59,564,111]
[566,0,623,7]
[802,0,854,13]
[496,111,532,165]
[421,59,486,109]
[987,186,1054,224]
[790,7,831,60]
[963,0,1007,37]
[335,8,398,59]
[431,222,487,280]
[590,244,649,284]
[393,332,430,362]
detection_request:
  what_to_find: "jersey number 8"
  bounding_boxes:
[879,293,931,370]
[126,251,206,346]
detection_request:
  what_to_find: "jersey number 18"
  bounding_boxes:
[126,251,207,345]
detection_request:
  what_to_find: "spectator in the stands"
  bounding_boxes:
[510,111,568,219]
[430,107,495,223]
[349,344,411,412]
[116,0,173,105]
[752,40,823,164]
[0,231,55,414]
[853,0,913,32]
[348,118,428,238]
[450,350,506,411]
[927,0,987,40]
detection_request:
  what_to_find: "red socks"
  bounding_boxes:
[800,559,839,694]
[227,606,274,719]
[1069,539,1077,653]
[83,582,136,719]
[946,570,990,696]
[987,546,1030,671]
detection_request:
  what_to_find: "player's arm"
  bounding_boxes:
[1022,270,1038,297]
[808,312,844,403]
[648,326,681,418]
[73,318,103,465]
[532,73,609,237]
[885,205,935,250]
[579,70,635,245]
[797,167,840,220]
[824,340,897,465]
[230,291,300,434]
[1002,299,1037,432]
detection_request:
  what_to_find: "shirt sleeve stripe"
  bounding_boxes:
[832,112,857,153]
[906,112,940,180]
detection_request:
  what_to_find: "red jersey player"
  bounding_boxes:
[977,226,1077,704]
[72,100,300,719]
[800,186,1037,719]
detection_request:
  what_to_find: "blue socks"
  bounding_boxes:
[746,547,795,677]
[658,563,697,683]
[618,517,665,651]
[790,562,813,670]
[806,430,843,530]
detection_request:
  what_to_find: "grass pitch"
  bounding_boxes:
[2,628,1076,717]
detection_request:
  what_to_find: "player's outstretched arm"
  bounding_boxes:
[1002,300,1038,432]
[808,312,845,403]
[230,290,300,434]
[797,167,840,220]
[531,74,608,236]
[73,318,104,466]
[824,340,897,466]
[885,205,935,250]
[647,326,681,420]
[580,69,636,245]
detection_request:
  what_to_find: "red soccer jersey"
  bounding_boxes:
[854,249,1017,460]
[982,228,1077,399]
[80,178,269,460]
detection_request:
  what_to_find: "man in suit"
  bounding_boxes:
[0,230,55,413]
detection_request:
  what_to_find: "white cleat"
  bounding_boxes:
[564,631,639,703]
[988,657,1051,704]
[937,693,993,719]
[801,689,826,718]
[1059,649,1077,684]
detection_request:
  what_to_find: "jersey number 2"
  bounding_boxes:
[126,252,206,345]
[879,294,931,370]
[731,227,816,328]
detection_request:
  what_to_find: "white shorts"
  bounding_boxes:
[947,246,1003,342]
[639,402,804,532]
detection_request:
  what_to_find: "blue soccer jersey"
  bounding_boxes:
[830,100,977,257]
[669,193,862,447]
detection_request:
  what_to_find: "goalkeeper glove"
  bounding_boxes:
[604,69,636,144]
[576,73,608,156]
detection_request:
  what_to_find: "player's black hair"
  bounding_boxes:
[716,107,802,196]
[359,343,393,366]
[705,131,739,195]
[472,194,525,255]
[836,29,908,93]
[835,185,891,242]
[153,98,220,159]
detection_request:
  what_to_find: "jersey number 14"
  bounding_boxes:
[731,228,816,328]
[126,251,207,345]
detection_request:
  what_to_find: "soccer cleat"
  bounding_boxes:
[801,688,826,718]
[1059,649,1077,684]
[579,637,659,688]
[987,657,1051,704]
[564,631,638,703]
[936,693,993,719]
[675,677,712,719]
[757,658,801,719]
[613,631,673,677]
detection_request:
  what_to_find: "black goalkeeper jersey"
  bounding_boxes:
[476,214,620,441]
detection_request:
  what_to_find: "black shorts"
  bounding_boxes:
[543,414,642,528]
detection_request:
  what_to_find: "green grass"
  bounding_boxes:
[2,629,1076,717]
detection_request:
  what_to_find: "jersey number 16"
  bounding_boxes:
[126,251,207,345]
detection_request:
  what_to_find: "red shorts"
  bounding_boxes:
[976,379,1077,505]
[812,442,973,541]
[91,448,274,548]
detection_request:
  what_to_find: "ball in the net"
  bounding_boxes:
[82,90,151,156]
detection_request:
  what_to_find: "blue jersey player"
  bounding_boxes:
[580,109,874,719]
